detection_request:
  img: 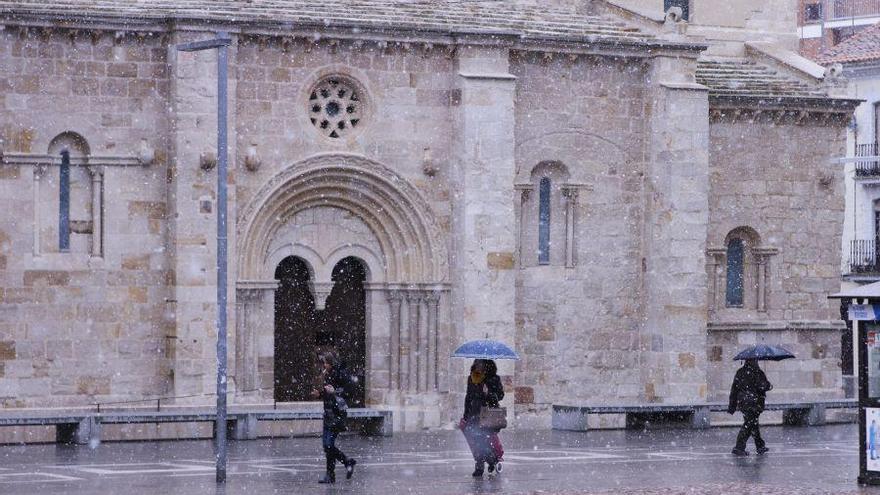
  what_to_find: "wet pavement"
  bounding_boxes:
[0,423,877,494]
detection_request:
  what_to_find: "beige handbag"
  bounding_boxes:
[479,406,508,430]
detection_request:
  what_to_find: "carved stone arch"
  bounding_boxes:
[724,225,761,248]
[266,243,321,281]
[325,244,386,283]
[237,152,448,284]
[48,131,91,157]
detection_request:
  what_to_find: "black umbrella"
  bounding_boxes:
[733,343,795,361]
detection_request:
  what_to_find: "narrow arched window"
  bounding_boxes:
[726,238,744,307]
[538,177,551,264]
[59,150,71,251]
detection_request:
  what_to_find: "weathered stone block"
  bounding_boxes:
[121,254,150,271]
[23,270,70,287]
[486,252,515,270]
[0,341,15,360]
[536,325,555,342]
[515,386,535,404]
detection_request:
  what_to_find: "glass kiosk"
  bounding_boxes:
[832,283,880,485]
[861,317,880,484]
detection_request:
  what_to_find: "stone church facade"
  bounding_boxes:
[0,1,859,431]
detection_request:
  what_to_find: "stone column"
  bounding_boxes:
[407,291,422,394]
[416,291,430,393]
[425,291,440,391]
[639,54,709,403]
[234,281,276,400]
[399,292,411,392]
[515,185,532,268]
[562,186,579,268]
[753,248,777,313]
[32,165,45,257]
[706,249,725,314]
[88,166,104,257]
[387,290,403,391]
[755,254,767,313]
[166,28,238,398]
[235,289,258,393]
[451,43,518,349]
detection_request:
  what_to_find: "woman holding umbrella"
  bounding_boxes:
[727,344,793,456]
[461,359,505,477]
[452,339,518,478]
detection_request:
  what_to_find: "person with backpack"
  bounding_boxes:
[727,358,773,456]
[315,351,357,483]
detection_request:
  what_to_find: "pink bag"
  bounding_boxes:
[490,432,504,460]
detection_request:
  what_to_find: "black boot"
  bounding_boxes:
[472,462,484,477]
[345,459,357,479]
[319,456,336,483]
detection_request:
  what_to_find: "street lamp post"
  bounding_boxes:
[176,31,232,484]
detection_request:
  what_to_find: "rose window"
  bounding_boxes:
[309,78,362,138]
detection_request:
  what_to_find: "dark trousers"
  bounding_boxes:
[322,426,348,474]
[462,420,498,466]
[735,411,765,451]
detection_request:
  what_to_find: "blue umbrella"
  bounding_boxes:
[452,340,519,360]
[733,344,795,361]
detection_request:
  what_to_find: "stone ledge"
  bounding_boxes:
[707,320,846,332]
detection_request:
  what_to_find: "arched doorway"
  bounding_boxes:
[237,154,450,414]
[273,255,367,406]
[319,257,367,407]
[274,256,316,402]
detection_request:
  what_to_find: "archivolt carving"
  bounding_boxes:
[237,153,448,283]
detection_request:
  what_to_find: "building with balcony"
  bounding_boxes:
[800,0,880,59]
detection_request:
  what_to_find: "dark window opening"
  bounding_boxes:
[538,177,551,265]
[59,150,71,252]
[726,238,744,307]
[805,3,822,21]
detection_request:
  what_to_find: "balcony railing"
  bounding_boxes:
[855,143,880,178]
[823,0,880,20]
[850,239,880,274]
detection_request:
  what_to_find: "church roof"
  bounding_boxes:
[0,0,668,46]
[815,22,880,65]
[696,58,828,100]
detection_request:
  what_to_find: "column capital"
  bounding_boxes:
[387,289,405,303]
[424,291,441,304]
[87,165,105,180]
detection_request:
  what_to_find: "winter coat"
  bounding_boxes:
[321,366,352,432]
[463,374,504,421]
[727,363,772,415]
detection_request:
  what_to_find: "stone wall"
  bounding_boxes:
[706,118,848,399]
[707,327,842,402]
[510,52,650,426]
[0,30,171,406]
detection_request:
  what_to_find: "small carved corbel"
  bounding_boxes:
[244,143,261,172]
[422,147,438,177]
[200,151,217,171]
[137,138,155,166]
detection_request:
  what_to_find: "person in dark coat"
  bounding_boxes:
[314,351,357,484]
[460,359,504,477]
[727,358,773,456]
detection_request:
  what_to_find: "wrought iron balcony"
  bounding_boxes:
[849,239,880,275]
[855,143,880,178]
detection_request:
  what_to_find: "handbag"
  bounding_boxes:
[479,406,508,430]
